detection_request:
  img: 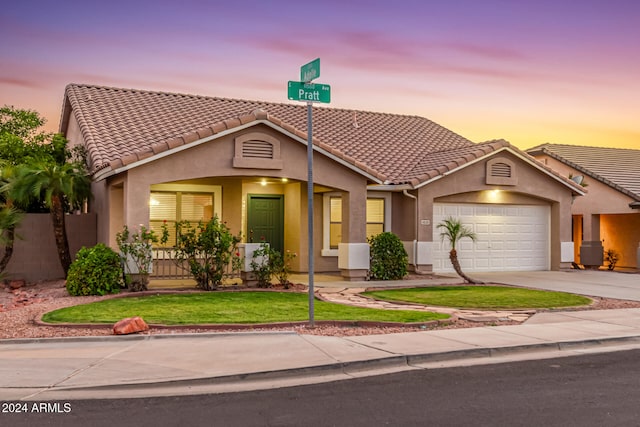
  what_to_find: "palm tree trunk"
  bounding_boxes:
[449,249,482,284]
[0,225,15,273]
[51,195,72,276]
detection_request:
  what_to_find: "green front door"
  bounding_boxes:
[247,195,284,254]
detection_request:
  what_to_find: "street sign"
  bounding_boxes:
[288,58,329,327]
[287,81,331,103]
[300,58,320,82]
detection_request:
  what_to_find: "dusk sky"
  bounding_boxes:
[2,0,639,150]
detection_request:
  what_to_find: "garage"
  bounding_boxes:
[432,203,550,273]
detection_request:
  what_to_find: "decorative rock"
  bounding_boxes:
[113,316,149,335]
[9,280,25,290]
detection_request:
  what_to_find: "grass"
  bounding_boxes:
[362,286,592,310]
[41,291,450,325]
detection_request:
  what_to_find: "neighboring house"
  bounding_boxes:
[527,144,640,269]
[59,84,584,280]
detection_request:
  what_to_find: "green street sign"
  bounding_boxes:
[288,81,331,103]
[300,58,320,82]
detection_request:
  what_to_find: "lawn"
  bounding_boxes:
[41,291,450,325]
[362,286,592,310]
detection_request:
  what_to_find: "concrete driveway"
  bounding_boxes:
[468,270,640,301]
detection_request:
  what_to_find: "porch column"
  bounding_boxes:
[222,181,242,236]
[338,188,369,280]
[414,191,434,273]
[124,182,151,235]
[554,200,575,270]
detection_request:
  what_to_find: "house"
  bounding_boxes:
[527,144,640,270]
[59,84,585,280]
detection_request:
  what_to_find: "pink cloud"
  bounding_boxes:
[239,30,537,82]
[0,77,45,90]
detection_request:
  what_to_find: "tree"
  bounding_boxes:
[9,160,91,276]
[1,106,91,277]
[437,216,482,284]
[0,202,22,274]
[0,106,52,275]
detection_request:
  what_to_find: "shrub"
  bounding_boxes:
[249,242,297,288]
[605,248,619,271]
[116,224,157,292]
[66,244,124,296]
[272,249,297,289]
[368,232,408,280]
[250,241,272,288]
[168,216,241,290]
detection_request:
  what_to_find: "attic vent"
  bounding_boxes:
[486,158,517,186]
[233,132,283,170]
[491,162,512,178]
[242,140,273,159]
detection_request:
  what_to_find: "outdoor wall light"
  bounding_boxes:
[488,189,501,201]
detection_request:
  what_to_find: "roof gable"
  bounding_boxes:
[527,143,640,201]
[411,141,586,194]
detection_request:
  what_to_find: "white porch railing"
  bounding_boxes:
[151,247,241,281]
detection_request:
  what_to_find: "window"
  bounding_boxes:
[149,192,214,246]
[329,196,342,249]
[366,198,385,238]
[323,193,390,254]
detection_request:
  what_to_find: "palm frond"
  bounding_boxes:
[437,216,477,249]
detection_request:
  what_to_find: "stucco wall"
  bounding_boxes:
[601,213,640,268]
[1,213,97,283]
[391,191,416,241]
[534,154,639,268]
[414,151,575,270]
[536,155,634,214]
[100,124,363,273]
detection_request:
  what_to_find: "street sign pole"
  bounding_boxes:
[307,101,314,327]
[287,58,330,328]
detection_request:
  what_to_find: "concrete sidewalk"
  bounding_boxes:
[3,307,640,401]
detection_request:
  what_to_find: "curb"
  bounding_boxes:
[16,335,640,398]
[0,330,298,345]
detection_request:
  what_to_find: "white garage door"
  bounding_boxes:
[432,203,550,273]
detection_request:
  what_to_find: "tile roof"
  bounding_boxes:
[60,84,577,191]
[526,143,640,201]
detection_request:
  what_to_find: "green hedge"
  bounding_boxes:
[66,244,124,296]
[368,232,408,280]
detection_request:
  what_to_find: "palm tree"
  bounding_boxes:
[0,204,22,274]
[0,163,21,274]
[9,161,91,276]
[437,216,482,284]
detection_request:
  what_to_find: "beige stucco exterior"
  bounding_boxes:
[86,123,370,278]
[411,151,575,272]
[532,154,639,269]
[64,115,582,281]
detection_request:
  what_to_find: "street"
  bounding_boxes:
[3,348,640,426]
